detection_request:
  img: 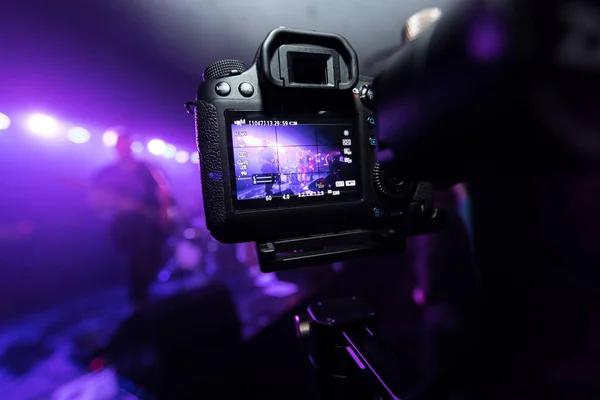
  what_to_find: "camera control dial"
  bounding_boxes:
[202,60,247,81]
[372,162,414,199]
[359,85,375,110]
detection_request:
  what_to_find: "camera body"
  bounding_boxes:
[189,27,434,264]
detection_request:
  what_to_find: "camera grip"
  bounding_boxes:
[193,100,227,228]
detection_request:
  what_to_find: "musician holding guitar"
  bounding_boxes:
[306,149,315,182]
[258,140,278,196]
[89,129,176,311]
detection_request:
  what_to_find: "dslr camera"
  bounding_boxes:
[187,27,436,271]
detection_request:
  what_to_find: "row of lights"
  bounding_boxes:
[0,111,199,165]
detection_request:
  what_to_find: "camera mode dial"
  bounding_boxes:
[202,60,247,81]
[372,162,414,199]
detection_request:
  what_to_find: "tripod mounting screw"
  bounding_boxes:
[294,314,311,339]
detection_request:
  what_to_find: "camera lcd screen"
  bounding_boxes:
[227,112,361,210]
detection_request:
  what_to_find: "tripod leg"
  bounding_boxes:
[311,352,374,400]
[314,371,374,400]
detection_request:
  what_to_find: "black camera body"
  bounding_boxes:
[188,27,435,270]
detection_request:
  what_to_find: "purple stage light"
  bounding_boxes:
[158,270,171,282]
[468,14,507,63]
[183,228,196,239]
[190,152,199,164]
[102,131,118,147]
[67,127,91,144]
[28,114,58,136]
[175,150,189,163]
[131,141,144,153]
[164,144,177,159]
[0,112,10,130]
[148,139,166,155]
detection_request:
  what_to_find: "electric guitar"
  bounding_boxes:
[58,166,178,235]
[0,222,34,243]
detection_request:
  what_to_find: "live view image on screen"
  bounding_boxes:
[229,116,359,203]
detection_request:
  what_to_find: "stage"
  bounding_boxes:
[0,263,346,399]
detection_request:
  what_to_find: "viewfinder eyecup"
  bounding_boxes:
[258,27,359,90]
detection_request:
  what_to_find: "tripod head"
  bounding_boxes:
[295,297,430,400]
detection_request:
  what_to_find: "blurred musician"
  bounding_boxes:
[325,153,335,174]
[306,149,315,181]
[298,158,307,185]
[89,129,175,311]
[259,140,277,196]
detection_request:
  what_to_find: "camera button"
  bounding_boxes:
[368,136,377,149]
[359,85,375,109]
[239,82,254,97]
[367,116,376,129]
[373,207,383,218]
[215,82,231,96]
